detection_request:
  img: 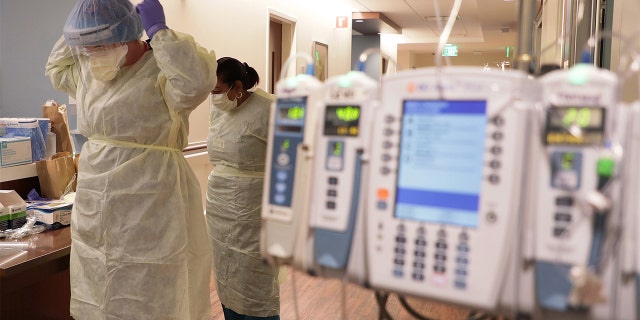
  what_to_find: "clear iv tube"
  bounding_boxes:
[0,242,32,250]
[434,0,462,69]
[290,267,302,320]
[356,47,398,77]
[428,0,450,67]
[279,52,315,81]
[434,0,463,99]
[0,250,28,267]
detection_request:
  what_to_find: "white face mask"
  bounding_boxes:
[210,86,238,112]
[88,45,128,82]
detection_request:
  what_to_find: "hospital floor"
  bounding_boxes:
[208,266,476,320]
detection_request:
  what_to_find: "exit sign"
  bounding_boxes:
[336,16,348,28]
[442,45,458,57]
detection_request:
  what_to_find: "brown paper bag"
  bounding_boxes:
[42,100,74,154]
[35,152,77,199]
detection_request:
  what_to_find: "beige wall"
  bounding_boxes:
[406,52,512,70]
[133,0,354,145]
[142,0,355,204]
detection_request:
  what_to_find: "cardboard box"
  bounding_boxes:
[28,200,72,229]
[0,190,27,230]
[0,137,32,168]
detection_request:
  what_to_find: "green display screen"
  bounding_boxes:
[279,106,305,121]
[324,105,360,136]
[544,106,606,145]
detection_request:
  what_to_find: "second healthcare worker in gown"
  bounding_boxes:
[45,0,216,318]
[206,57,280,319]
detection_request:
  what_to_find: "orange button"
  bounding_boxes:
[377,188,389,200]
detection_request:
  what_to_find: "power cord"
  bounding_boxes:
[374,291,394,320]
[398,295,436,320]
[465,310,500,320]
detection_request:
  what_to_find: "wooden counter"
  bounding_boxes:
[0,227,72,320]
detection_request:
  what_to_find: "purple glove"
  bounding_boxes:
[136,0,168,39]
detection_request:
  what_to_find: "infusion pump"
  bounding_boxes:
[530,64,620,318]
[307,71,379,282]
[365,67,534,310]
[261,73,322,263]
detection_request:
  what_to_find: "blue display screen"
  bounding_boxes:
[394,100,487,228]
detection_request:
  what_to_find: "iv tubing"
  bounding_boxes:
[0,242,31,250]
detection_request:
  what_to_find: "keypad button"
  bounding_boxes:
[554,227,568,237]
[554,213,572,222]
[276,170,288,181]
[277,153,290,166]
[456,257,469,264]
[555,196,575,206]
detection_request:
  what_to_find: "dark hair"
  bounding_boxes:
[216,57,260,90]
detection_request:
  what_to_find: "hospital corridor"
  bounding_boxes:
[2,0,640,319]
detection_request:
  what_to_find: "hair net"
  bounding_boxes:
[63,0,143,46]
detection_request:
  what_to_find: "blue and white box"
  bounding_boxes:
[29,200,72,229]
[0,137,32,167]
[0,118,46,161]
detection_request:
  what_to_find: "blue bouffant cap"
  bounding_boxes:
[63,0,143,46]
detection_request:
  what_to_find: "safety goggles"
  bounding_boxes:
[75,43,126,57]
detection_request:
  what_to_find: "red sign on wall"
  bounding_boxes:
[336,16,348,28]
